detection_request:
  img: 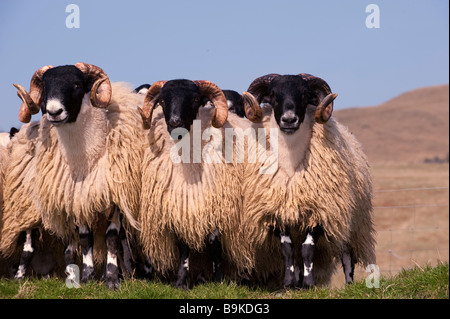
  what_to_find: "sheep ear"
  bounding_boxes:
[261,94,272,105]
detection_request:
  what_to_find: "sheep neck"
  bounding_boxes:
[53,95,109,176]
[269,108,314,177]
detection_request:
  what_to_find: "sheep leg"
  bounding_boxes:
[63,237,81,287]
[79,225,95,282]
[14,230,34,280]
[208,228,223,282]
[342,244,355,284]
[175,241,190,290]
[119,219,134,276]
[105,208,121,290]
[280,228,296,288]
[142,258,154,279]
[64,238,77,268]
[301,227,319,289]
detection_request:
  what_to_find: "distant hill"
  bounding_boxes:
[334,85,449,164]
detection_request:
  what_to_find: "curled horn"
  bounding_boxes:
[242,91,262,123]
[194,80,228,128]
[13,65,53,123]
[299,73,337,124]
[247,73,280,104]
[74,62,112,108]
[137,80,167,130]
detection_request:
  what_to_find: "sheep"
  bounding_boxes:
[4,63,146,288]
[0,119,89,281]
[136,79,261,288]
[1,125,65,279]
[0,134,9,148]
[0,127,18,148]
[239,73,376,288]
[134,84,150,95]
[0,144,7,277]
[223,90,246,119]
[0,145,7,211]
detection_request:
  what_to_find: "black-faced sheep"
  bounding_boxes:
[0,127,18,148]
[137,80,261,288]
[4,63,146,289]
[241,73,376,288]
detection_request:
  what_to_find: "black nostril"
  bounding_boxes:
[47,108,63,116]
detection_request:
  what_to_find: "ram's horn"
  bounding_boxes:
[194,80,228,128]
[14,65,53,123]
[247,73,280,104]
[138,80,167,130]
[242,91,262,123]
[75,62,112,108]
[299,73,337,124]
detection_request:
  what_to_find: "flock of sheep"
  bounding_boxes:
[0,63,376,290]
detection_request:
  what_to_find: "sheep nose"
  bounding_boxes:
[168,118,184,128]
[281,114,298,125]
[47,108,63,116]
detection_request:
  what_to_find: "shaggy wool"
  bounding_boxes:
[139,105,250,277]
[240,105,376,286]
[0,122,42,257]
[34,82,145,239]
[0,83,146,267]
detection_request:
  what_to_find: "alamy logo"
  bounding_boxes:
[65,264,81,288]
[169,120,279,175]
[366,4,380,29]
[65,4,80,29]
[365,264,380,288]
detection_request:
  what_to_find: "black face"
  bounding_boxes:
[40,66,88,126]
[264,75,312,134]
[223,90,245,118]
[159,80,204,138]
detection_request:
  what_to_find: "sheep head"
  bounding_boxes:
[247,73,337,134]
[224,90,262,123]
[138,79,229,134]
[13,63,112,124]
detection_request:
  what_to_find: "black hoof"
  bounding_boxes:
[106,275,120,290]
[81,266,95,283]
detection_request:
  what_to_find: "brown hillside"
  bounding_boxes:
[334,85,449,164]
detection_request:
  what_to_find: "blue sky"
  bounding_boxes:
[0,0,448,131]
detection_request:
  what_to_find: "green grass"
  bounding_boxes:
[0,263,448,299]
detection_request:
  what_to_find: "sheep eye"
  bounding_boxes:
[74,83,81,90]
[159,99,165,106]
[193,97,200,103]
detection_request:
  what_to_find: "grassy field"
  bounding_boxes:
[0,263,448,299]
